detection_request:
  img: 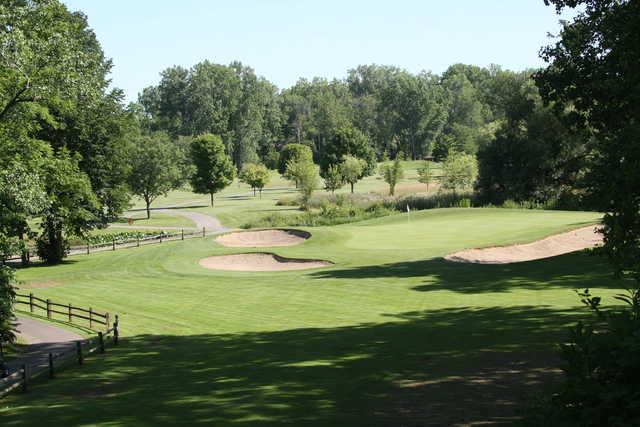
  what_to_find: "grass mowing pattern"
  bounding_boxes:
[1,208,627,425]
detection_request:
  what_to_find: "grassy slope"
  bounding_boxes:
[2,208,626,426]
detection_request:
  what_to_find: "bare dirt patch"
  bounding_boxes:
[18,280,63,289]
[199,252,331,272]
[445,225,602,264]
[216,229,310,247]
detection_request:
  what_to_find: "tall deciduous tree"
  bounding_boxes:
[190,134,235,206]
[128,135,183,219]
[320,126,376,176]
[37,150,100,264]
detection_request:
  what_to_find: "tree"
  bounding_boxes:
[129,135,183,219]
[285,158,319,210]
[239,163,271,197]
[277,143,313,175]
[340,155,366,194]
[417,161,435,192]
[319,126,376,176]
[0,265,16,368]
[380,158,404,196]
[0,0,137,223]
[441,152,478,194]
[37,150,100,264]
[323,164,344,193]
[525,2,640,424]
[190,134,235,206]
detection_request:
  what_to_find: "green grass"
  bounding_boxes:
[2,208,628,425]
[112,212,196,228]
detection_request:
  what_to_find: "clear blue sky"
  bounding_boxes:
[63,0,575,102]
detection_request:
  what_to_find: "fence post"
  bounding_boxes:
[68,303,72,323]
[137,235,140,247]
[98,332,105,353]
[76,341,83,365]
[21,363,28,392]
[89,307,93,329]
[113,315,119,345]
[112,238,116,251]
[29,293,33,313]
[86,242,90,255]
[105,312,110,330]
[181,229,184,240]
[48,353,54,378]
[160,233,163,243]
[202,226,205,238]
[46,299,51,319]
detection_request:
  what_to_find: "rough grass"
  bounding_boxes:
[2,208,629,426]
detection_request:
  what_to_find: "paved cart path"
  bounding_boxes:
[5,316,83,375]
[111,209,228,233]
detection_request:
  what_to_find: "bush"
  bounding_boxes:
[523,288,640,426]
[397,192,477,211]
[242,203,394,228]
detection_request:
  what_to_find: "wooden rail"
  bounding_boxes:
[15,293,110,331]
[0,316,120,397]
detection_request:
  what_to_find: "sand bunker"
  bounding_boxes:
[199,252,331,271]
[445,225,602,264]
[216,229,310,247]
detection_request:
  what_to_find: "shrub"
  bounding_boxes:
[523,288,640,426]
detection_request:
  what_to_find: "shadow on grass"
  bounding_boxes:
[2,306,588,426]
[311,252,623,294]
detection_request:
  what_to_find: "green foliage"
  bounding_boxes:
[440,152,478,194]
[242,202,394,228]
[0,266,16,345]
[323,164,344,193]
[239,163,271,197]
[189,133,235,206]
[339,155,366,193]
[285,158,319,210]
[319,126,376,176]
[379,158,404,195]
[416,161,435,191]
[277,143,313,175]
[524,288,640,427]
[129,134,184,218]
[36,150,99,264]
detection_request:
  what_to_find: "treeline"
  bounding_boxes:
[135,61,535,166]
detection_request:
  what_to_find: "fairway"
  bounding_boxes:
[2,208,626,425]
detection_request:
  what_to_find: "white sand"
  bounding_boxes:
[444,225,602,264]
[199,252,331,271]
[216,229,310,247]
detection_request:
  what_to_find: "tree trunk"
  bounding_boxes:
[259,188,263,199]
[253,187,256,197]
[210,193,214,207]
[350,182,354,194]
[19,232,28,267]
[145,198,151,219]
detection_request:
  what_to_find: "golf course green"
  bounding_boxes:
[1,207,627,425]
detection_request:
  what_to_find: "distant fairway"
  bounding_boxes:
[2,208,626,426]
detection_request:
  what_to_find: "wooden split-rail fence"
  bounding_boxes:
[0,294,120,397]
